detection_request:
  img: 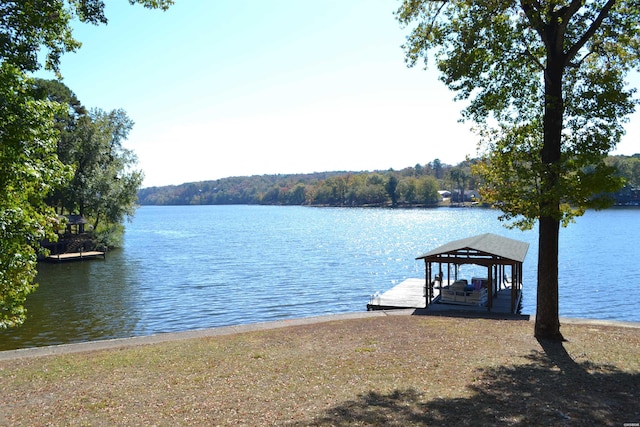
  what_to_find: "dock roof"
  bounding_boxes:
[416,233,529,264]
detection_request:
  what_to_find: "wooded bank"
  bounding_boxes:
[138,155,640,207]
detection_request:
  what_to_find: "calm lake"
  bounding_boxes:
[1,205,638,350]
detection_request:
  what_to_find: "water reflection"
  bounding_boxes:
[0,250,140,350]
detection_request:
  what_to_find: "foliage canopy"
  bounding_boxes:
[398,0,639,227]
[0,64,71,327]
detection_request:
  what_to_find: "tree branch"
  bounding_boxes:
[564,0,616,65]
[522,43,545,71]
[520,0,546,42]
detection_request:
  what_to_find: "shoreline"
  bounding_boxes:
[1,310,639,361]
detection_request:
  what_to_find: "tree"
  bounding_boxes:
[397,0,640,340]
[0,0,172,328]
[76,109,143,234]
[397,177,418,203]
[0,64,72,327]
[32,79,88,214]
[416,176,441,205]
[431,158,443,179]
[449,167,468,204]
[386,174,399,206]
[608,154,640,188]
[289,183,307,205]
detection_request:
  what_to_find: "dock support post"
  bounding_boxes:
[487,266,493,311]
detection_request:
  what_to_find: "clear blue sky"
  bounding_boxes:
[39,0,640,188]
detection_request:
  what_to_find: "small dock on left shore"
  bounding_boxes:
[46,251,106,262]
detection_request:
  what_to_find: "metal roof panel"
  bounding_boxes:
[416,233,529,263]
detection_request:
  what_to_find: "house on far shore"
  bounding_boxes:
[450,189,480,204]
[438,190,451,200]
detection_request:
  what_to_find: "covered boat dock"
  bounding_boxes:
[418,233,529,313]
[368,233,529,315]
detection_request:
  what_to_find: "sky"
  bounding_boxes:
[37,0,640,188]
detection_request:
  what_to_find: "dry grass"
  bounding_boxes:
[1,315,639,426]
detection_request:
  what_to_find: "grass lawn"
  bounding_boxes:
[1,315,639,426]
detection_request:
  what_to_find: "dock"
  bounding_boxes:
[46,251,106,262]
[369,233,529,316]
[367,278,522,315]
[367,278,428,310]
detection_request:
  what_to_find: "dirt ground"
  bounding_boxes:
[1,313,639,426]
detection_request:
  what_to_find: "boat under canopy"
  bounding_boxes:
[415,233,529,314]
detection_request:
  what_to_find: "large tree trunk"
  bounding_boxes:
[535,216,563,340]
[535,30,565,341]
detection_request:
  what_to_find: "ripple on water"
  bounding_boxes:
[1,206,637,350]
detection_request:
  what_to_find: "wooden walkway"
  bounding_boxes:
[367,278,523,315]
[367,279,428,310]
[46,251,106,262]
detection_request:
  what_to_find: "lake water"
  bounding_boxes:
[1,205,638,350]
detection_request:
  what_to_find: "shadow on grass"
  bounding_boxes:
[291,339,640,426]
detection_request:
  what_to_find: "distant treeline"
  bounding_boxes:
[137,155,640,207]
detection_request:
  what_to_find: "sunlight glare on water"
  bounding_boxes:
[0,205,637,350]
